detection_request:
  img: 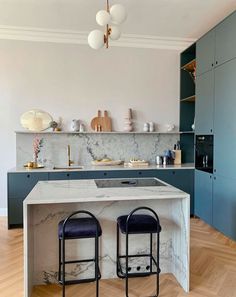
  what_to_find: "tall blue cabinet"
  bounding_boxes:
[195,10,236,240]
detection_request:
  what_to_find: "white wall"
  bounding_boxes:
[0,39,180,211]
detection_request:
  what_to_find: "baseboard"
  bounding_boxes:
[0,208,7,216]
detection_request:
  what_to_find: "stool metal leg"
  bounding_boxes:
[58,239,61,282]
[156,232,160,297]
[125,230,129,297]
[116,223,120,277]
[150,233,153,274]
[95,234,99,297]
[62,237,66,297]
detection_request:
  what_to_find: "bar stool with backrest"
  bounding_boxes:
[116,206,161,297]
[58,210,102,297]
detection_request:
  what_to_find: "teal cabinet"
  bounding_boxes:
[8,172,48,198]
[8,168,194,228]
[155,169,194,215]
[195,70,214,134]
[215,12,236,66]
[7,172,48,228]
[196,29,215,76]
[195,170,213,225]
[214,59,236,179]
[213,175,236,240]
[8,197,24,226]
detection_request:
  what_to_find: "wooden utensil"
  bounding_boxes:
[91,110,112,132]
[101,110,112,132]
[91,110,102,131]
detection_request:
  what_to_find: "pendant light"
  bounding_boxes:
[88,0,127,50]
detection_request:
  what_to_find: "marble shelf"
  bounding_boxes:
[15,130,186,135]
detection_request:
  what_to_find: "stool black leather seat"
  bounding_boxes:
[117,207,161,297]
[58,211,102,297]
[58,217,102,239]
[117,214,161,234]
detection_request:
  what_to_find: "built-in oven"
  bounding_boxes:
[195,135,214,173]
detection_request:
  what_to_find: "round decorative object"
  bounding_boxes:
[88,30,105,49]
[20,109,53,132]
[109,25,121,40]
[96,10,111,26]
[110,4,127,25]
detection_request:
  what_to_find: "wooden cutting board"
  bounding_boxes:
[91,110,112,132]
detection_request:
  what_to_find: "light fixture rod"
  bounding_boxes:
[105,0,110,48]
[106,0,110,12]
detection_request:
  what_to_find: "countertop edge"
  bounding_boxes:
[8,163,195,173]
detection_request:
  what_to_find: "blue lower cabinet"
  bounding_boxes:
[8,168,194,228]
[7,172,49,228]
[213,175,236,241]
[195,170,213,225]
[155,169,194,215]
[8,197,24,226]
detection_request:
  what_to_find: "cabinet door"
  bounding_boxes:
[196,29,215,76]
[195,70,214,134]
[8,172,48,198]
[214,59,236,179]
[156,169,194,215]
[8,197,24,227]
[215,12,236,66]
[195,170,213,225]
[213,175,236,240]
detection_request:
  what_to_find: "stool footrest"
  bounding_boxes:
[60,258,95,265]
[117,255,161,279]
[58,267,101,285]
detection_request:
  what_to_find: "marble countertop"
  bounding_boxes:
[9,163,194,173]
[24,178,189,205]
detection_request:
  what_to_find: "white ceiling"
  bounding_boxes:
[0,0,235,39]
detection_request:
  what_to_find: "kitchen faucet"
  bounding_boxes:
[67,145,74,167]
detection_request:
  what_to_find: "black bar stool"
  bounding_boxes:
[58,210,102,297]
[116,206,161,297]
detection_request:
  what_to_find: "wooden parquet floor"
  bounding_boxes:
[1,217,236,297]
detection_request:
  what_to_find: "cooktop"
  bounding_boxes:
[95,178,166,188]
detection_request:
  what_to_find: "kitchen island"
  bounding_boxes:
[24,177,190,297]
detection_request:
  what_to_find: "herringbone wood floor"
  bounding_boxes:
[1,217,236,297]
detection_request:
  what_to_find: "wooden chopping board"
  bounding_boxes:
[91,110,112,132]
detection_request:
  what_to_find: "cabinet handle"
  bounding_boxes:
[67,173,70,177]
[212,63,214,67]
[214,169,216,173]
[104,172,107,176]
[172,171,175,175]
[210,129,213,133]
[216,61,218,65]
[27,174,30,178]
[214,177,216,180]
[138,172,142,175]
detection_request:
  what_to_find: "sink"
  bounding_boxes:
[53,165,84,170]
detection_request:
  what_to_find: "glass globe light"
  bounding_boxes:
[109,25,121,40]
[88,30,105,49]
[96,10,111,26]
[110,4,127,25]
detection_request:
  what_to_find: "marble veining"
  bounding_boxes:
[24,179,190,297]
[16,132,179,167]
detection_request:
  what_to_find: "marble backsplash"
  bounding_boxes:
[16,133,179,167]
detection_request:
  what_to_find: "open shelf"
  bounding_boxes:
[181,59,196,72]
[15,131,184,135]
[180,95,195,102]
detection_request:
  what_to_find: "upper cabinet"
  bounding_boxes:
[195,70,214,135]
[214,58,236,179]
[196,30,215,76]
[215,12,236,66]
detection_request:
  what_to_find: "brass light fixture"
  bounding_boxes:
[88,0,127,50]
